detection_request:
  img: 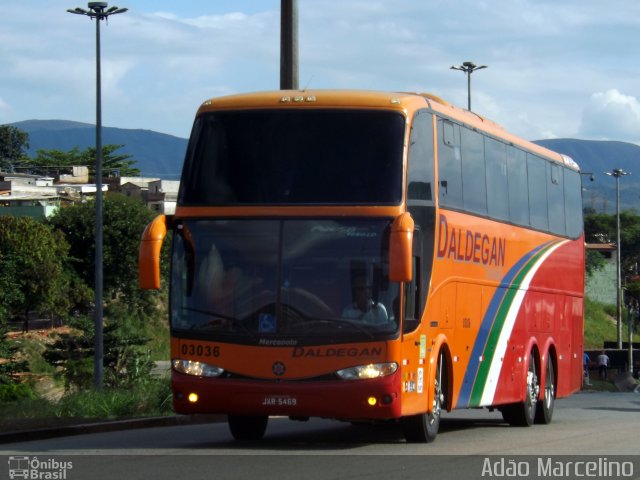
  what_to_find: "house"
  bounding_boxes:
[0,193,61,218]
[146,179,179,214]
[0,170,179,217]
[0,170,107,216]
[115,177,178,214]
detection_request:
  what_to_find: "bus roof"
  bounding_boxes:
[197,90,580,171]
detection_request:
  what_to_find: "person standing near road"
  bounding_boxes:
[597,350,610,380]
[583,352,592,386]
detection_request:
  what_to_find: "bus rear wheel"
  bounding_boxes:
[501,353,539,427]
[401,352,445,443]
[535,357,555,424]
[228,415,268,440]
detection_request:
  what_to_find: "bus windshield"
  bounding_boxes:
[179,109,405,205]
[170,218,400,343]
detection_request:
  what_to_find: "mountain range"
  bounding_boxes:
[533,138,640,213]
[9,120,640,212]
[11,120,188,180]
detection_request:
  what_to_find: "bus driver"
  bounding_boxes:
[342,275,388,324]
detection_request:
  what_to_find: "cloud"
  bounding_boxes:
[3,0,640,142]
[578,89,640,142]
[0,97,12,120]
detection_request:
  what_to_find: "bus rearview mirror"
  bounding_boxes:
[139,214,167,290]
[389,212,414,283]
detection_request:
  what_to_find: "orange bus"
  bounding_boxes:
[139,90,584,442]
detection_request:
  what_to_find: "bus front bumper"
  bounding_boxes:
[171,370,402,420]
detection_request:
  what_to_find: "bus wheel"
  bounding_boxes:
[501,353,539,427]
[401,352,445,443]
[228,415,268,440]
[535,358,555,424]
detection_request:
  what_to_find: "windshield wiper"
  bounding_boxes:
[291,316,376,339]
[180,307,254,336]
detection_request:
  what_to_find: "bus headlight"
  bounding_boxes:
[335,362,398,380]
[172,359,225,377]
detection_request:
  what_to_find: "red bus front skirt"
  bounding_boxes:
[172,370,403,420]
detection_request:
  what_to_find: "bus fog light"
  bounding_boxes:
[336,362,398,380]
[367,397,377,406]
[188,393,199,403]
[172,359,225,377]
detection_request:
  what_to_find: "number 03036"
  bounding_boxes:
[180,343,220,357]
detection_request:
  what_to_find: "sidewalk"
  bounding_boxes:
[0,414,225,445]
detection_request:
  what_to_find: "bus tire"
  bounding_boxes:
[535,357,555,424]
[401,351,445,443]
[501,352,539,427]
[228,415,268,440]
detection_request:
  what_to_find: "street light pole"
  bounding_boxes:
[605,168,630,350]
[450,61,487,111]
[629,301,635,375]
[280,0,298,90]
[67,2,127,391]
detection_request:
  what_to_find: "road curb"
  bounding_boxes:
[0,414,226,445]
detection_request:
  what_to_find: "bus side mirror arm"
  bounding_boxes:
[139,214,168,290]
[389,212,414,283]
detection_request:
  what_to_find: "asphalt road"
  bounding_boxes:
[2,392,639,480]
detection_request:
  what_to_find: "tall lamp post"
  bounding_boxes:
[280,0,298,89]
[450,61,487,111]
[604,168,630,350]
[67,2,127,390]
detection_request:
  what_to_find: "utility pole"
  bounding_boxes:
[280,0,298,90]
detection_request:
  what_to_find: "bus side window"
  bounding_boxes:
[437,118,463,209]
[403,232,422,333]
[548,163,566,235]
[408,110,435,204]
[564,169,583,238]
[528,153,549,231]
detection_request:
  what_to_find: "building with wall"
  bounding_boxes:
[585,243,617,305]
[0,193,61,218]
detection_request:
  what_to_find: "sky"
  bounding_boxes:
[2,0,640,142]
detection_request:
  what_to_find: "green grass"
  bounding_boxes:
[584,297,619,349]
[146,318,170,361]
[0,378,173,425]
[583,378,619,392]
[583,297,640,391]
[584,297,639,349]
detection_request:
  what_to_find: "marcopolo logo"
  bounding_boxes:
[8,456,73,479]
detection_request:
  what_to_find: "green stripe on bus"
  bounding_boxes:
[468,242,557,405]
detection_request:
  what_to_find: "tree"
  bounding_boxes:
[585,249,606,279]
[48,193,167,309]
[584,210,640,286]
[92,144,141,177]
[29,144,140,177]
[41,195,165,391]
[0,125,29,172]
[0,322,32,401]
[0,255,23,324]
[0,216,84,330]
[43,311,154,391]
[18,144,141,177]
